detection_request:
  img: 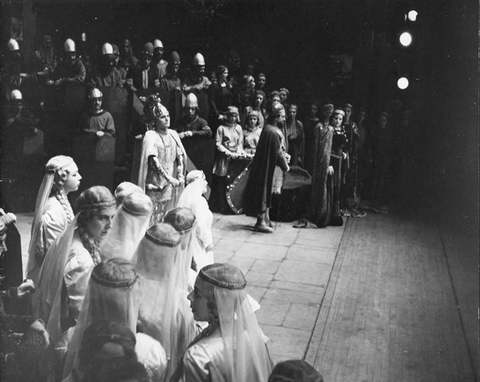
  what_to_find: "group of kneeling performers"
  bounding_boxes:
[13,90,343,382]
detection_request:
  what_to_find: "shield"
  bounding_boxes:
[226,158,253,214]
[270,166,312,222]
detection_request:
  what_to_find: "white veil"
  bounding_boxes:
[177,171,214,272]
[32,217,77,344]
[200,263,273,382]
[99,192,153,261]
[132,223,182,342]
[162,208,198,378]
[27,155,75,279]
[62,258,141,380]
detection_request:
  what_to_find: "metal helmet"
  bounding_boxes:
[185,93,198,108]
[7,38,19,51]
[10,89,23,101]
[102,43,114,55]
[192,53,205,66]
[153,39,163,48]
[143,42,154,57]
[88,88,103,99]
[169,51,181,64]
[64,38,76,52]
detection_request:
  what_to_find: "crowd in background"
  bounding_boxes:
[0,32,415,382]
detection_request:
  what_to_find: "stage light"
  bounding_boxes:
[407,10,418,22]
[399,32,412,47]
[397,77,409,89]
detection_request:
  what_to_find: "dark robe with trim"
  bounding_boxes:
[244,124,289,216]
[308,124,333,227]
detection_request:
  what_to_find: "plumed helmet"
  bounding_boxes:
[163,207,196,235]
[143,94,168,118]
[10,89,23,101]
[199,263,246,290]
[185,93,198,108]
[169,51,181,64]
[88,88,103,99]
[102,43,114,55]
[192,52,205,66]
[153,39,163,48]
[64,38,76,52]
[7,38,19,51]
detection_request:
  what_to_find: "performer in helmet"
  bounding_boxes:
[48,39,86,85]
[137,95,186,222]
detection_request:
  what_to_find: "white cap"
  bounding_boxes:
[88,88,103,99]
[102,43,114,55]
[10,89,22,101]
[8,39,19,51]
[192,53,205,66]
[153,39,163,48]
[64,38,76,52]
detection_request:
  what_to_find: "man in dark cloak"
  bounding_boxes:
[308,120,334,228]
[244,103,290,233]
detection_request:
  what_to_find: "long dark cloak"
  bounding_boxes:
[243,124,287,216]
[308,124,333,227]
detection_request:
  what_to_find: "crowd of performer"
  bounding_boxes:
[0,33,411,382]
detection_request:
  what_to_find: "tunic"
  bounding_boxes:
[176,115,212,138]
[142,130,184,202]
[243,127,262,154]
[79,110,115,137]
[90,68,124,88]
[53,59,86,84]
[286,119,305,166]
[161,74,182,92]
[243,124,289,216]
[212,124,244,177]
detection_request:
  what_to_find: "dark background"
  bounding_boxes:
[0,0,477,229]
[0,0,478,372]
[0,0,479,228]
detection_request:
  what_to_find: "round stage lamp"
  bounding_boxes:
[399,32,412,47]
[407,10,418,22]
[397,77,409,90]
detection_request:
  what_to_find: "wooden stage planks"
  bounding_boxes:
[305,213,474,382]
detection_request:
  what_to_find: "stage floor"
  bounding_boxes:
[15,209,477,381]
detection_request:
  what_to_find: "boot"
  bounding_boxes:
[254,213,274,233]
[265,208,273,228]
